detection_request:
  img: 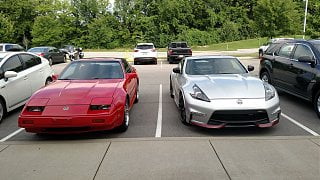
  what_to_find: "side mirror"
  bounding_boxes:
[173,67,181,74]
[4,71,18,79]
[247,65,254,72]
[298,56,314,63]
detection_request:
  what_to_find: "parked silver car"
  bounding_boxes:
[170,56,281,128]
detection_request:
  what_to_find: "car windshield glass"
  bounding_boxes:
[185,58,247,75]
[136,45,154,49]
[0,58,3,62]
[28,48,48,52]
[59,61,124,80]
[5,44,24,51]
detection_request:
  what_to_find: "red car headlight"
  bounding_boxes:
[89,105,111,110]
[26,106,45,112]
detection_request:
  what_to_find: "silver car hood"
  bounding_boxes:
[187,74,265,99]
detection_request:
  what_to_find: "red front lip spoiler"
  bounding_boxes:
[190,118,279,129]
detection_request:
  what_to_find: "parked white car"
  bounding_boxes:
[133,43,158,65]
[0,43,25,52]
[0,52,54,123]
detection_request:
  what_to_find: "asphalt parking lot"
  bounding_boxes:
[0,57,319,142]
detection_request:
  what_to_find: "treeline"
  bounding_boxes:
[0,0,319,49]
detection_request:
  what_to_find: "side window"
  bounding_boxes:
[293,45,314,60]
[121,59,131,73]
[48,48,54,52]
[20,54,41,69]
[278,44,295,58]
[2,55,24,73]
[53,48,59,52]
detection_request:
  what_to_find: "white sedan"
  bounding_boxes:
[133,43,158,65]
[0,52,54,123]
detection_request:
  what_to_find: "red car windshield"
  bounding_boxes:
[59,61,124,80]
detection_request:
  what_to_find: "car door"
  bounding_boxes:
[19,54,44,93]
[290,44,317,99]
[272,43,296,90]
[0,55,31,108]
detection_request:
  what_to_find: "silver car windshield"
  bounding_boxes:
[185,58,247,75]
[59,61,124,80]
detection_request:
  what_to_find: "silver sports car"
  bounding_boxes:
[170,56,281,128]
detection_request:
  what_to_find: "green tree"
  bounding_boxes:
[0,13,14,42]
[253,0,302,38]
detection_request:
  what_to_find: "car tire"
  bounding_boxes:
[134,61,138,65]
[170,79,174,98]
[260,71,272,84]
[45,78,53,86]
[0,99,6,124]
[63,55,67,63]
[179,94,190,126]
[313,90,320,118]
[134,87,139,104]
[48,57,53,66]
[154,60,157,65]
[118,99,130,132]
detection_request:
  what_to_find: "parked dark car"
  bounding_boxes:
[259,39,320,117]
[28,46,66,65]
[167,42,192,64]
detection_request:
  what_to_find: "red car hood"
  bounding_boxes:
[33,79,122,105]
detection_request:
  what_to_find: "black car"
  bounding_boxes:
[28,46,66,65]
[259,39,320,117]
[167,42,192,64]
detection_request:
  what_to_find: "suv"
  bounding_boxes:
[259,39,320,117]
[0,43,25,52]
[167,42,192,64]
[258,38,293,58]
[133,43,157,65]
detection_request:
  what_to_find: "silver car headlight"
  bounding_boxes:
[190,84,210,102]
[263,82,275,101]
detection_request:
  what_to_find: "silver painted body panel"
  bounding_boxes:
[170,56,281,126]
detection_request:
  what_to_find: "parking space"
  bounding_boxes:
[0,58,319,142]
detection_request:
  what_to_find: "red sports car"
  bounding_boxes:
[18,58,139,133]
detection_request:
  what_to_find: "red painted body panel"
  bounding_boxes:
[19,59,139,133]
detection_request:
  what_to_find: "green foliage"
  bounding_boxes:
[0,13,14,42]
[253,0,302,38]
[0,0,319,49]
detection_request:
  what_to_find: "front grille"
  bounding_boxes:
[209,110,269,123]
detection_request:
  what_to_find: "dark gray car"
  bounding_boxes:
[28,46,66,65]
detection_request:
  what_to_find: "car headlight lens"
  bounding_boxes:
[90,105,111,110]
[26,106,45,112]
[190,84,210,102]
[263,82,275,101]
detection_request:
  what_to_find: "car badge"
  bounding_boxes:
[63,106,69,111]
[236,99,243,105]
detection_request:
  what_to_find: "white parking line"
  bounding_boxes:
[281,113,319,136]
[155,84,163,138]
[0,128,24,142]
[160,61,163,69]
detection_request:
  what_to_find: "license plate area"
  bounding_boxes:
[52,118,72,125]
